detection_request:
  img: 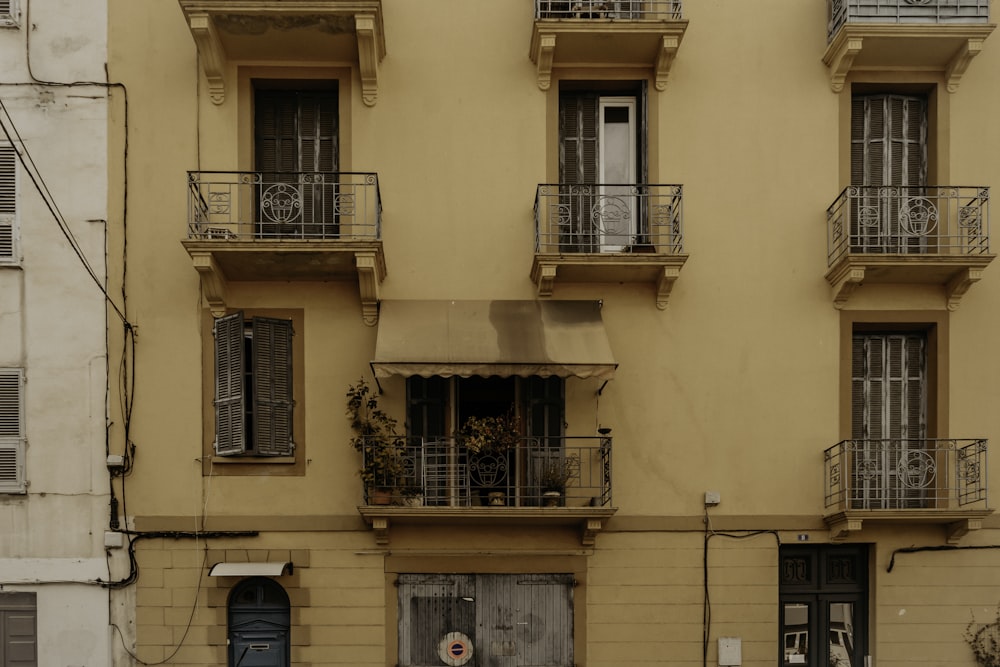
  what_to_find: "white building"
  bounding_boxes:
[0,0,120,665]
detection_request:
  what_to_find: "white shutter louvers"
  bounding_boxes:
[0,369,25,494]
[0,1,18,28]
[0,145,16,263]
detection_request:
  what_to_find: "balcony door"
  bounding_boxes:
[851,332,928,509]
[254,87,339,239]
[850,93,928,253]
[559,86,645,252]
[406,376,565,506]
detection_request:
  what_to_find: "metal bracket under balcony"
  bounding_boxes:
[824,0,993,92]
[181,171,385,325]
[530,1,687,91]
[825,186,993,309]
[177,0,385,105]
[823,438,992,544]
[532,183,687,308]
[357,436,617,546]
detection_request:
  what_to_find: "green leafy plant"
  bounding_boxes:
[346,378,407,493]
[456,413,521,456]
[966,607,1000,667]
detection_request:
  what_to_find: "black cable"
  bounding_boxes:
[887,544,1000,572]
[702,509,781,667]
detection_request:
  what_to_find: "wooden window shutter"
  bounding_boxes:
[559,92,599,185]
[525,376,564,442]
[406,376,447,440]
[251,317,294,456]
[851,94,926,188]
[0,368,25,493]
[0,145,16,262]
[213,313,246,456]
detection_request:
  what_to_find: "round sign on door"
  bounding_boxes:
[438,631,473,666]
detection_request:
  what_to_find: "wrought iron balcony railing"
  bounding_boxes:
[824,439,988,511]
[535,183,683,254]
[828,0,990,40]
[360,436,612,508]
[826,185,989,264]
[535,0,682,19]
[186,171,381,241]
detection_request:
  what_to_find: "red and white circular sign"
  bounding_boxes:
[438,631,473,666]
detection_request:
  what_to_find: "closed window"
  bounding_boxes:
[0,145,17,264]
[397,574,574,667]
[213,312,294,457]
[0,592,35,666]
[254,86,339,238]
[0,368,25,494]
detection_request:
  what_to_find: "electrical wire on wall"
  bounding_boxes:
[702,507,781,667]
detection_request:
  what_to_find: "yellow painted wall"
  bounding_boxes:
[108,0,1000,665]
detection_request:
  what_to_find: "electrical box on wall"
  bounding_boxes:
[718,637,741,666]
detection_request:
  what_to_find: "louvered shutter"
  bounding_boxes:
[0,369,24,494]
[252,317,293,456]
[255,92,302,237]
[559,93,599,250]
[214,313,246,456]
[298,92,338,237]
[2,608,37,666]
[0,145,16,263]
[851,94,927,252]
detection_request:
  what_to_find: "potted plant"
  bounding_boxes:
[456,413,520,505]
[537,455,578,507]
[346,378,408,505]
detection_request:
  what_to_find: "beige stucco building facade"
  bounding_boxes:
[106,1,1000,666]
[0,0,120,665]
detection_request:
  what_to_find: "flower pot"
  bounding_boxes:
[542,491,562,507]
[369,488,392,505]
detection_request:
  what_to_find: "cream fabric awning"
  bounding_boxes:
[371,300,617,380]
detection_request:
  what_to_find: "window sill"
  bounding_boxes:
[211,456,296,465]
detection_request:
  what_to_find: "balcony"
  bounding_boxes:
[357,436,616,546]
[529,1,687,91]
[825,185,993,309]
[824,438,991,543]
[181,171,385,325]
[531,183,687,308]
[824,0,993,92]
[177,0,385,105]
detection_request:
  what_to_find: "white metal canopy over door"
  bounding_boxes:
[851,333,927,509]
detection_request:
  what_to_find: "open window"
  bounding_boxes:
[213,312,294,458]
[558,83,647,252]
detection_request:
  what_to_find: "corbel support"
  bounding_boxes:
[187,13,227,105]
[370,517,389,546]
[355,250,382,326]
[945,267,983,311]
[191,252,229,317]
[654,34,681,92]
[946,517,982,545]
[655,265,682,309]
[534,262,558,297]
[945,38,985,93]
[356,14,380,106]
[827,36,863,93]
[828,517,863,542]
[535,33,556,91]
[582,519,604,547]
[830,266,865,309]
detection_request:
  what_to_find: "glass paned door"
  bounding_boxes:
[598,98,636,252]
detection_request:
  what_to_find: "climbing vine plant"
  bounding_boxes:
[966,608,1000,667]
